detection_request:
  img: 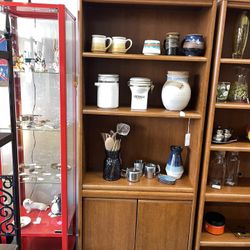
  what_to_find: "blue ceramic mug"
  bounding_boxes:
[182,34,205,56]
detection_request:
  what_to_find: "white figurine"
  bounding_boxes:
[23,198,49,213]
[49,194,61,218]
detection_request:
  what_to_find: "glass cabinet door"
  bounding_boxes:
[0,3,76,250]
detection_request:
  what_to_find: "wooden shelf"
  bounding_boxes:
[82,106,201,119]
[210,142,250,152]
[205,179,250,202]
[82,172,194,193]
[82,52,207,62]
[83,0,213,7]
[220,58,250,64]
[215,102,250,109]
[0,133,12,147]
[200,231,250,247]
[0,51,9,60]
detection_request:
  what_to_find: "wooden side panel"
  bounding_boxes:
[83,198,137,250]
[136,200,192,250]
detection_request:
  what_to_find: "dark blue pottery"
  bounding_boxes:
[182,34,205,56]
[165,145,184,179]
[103,150,121,181]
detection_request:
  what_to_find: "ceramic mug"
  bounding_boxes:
[142,40,161,55]
[144,163,161,179]
[182,34,205,56]
[109,36,133,53]
[91,34,112,52]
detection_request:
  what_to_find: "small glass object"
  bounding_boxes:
[209,151,226,189]
[232,11,249,59]
[228,68,249,103]
[164,32,180,55]
[216,82,231,102]
[225,152,240,186]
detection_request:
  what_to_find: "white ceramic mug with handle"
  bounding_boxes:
[109,36,133,53]
[91,34,112,52]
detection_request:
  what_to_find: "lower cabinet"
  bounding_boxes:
[82,198,192,250]
[83,198,137,250]
[136,200,192,250]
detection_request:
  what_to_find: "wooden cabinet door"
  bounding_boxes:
[83,198,137,250]
[136,200,192,250]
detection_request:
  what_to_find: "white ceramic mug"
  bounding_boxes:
[91,34,112,52]
[142,40,161,55]
[109,36,133,53]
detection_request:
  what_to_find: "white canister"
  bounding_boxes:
[95,74,119,108]
[161,71,191,111]
[128,77,154,110]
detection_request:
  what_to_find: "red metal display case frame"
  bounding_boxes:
[0,2,76,250]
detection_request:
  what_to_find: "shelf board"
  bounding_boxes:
[83,0,213,7]
[82,106,201,119]
[210,142,250,152]
[220,58,250,65]
[17,127,60,132]
[20,205,75,237]
[0,133,12,147]
[200,231,250,247]
[82,52,207,62]
[15,71,59,75]
[82,172,194,193]
[0,51,9,60]
[205,179,250,202]
[215,102,250,109]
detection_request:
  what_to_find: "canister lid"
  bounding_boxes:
[167,71,189,77]
[98,74,119,82]
[166,32,180,37]
[128,77,152,86]
[205,212,225,226]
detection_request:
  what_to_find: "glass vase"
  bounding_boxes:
[103,150,121,181]
[232,11,249,59]
[228,68,249,103]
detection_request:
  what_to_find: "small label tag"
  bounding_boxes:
[179,111,186,117]
[211,184,221,190]
[185,133,191,146]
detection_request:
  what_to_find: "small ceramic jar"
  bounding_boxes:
[95,74,119,108]
[182,34,205,56]
[205,212,225,235]
[128,77,154,110]
[164,32,180,55]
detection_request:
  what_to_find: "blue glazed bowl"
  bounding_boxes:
[182,34,205,56]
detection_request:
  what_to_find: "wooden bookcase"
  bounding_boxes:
[78,0,216,249]
[195,1,250,249]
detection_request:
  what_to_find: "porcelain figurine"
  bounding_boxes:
[49,194,61,218]
[23,198,49,213]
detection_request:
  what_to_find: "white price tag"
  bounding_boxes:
[179,111,186,117]
[211,184,221,190]
[185,133,191,146]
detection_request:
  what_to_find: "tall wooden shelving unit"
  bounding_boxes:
[195,1,250,249]
[78,0,216,249]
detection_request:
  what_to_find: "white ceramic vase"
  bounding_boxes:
[161,71,191,111]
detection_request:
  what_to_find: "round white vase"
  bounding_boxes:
[161,71,191,111]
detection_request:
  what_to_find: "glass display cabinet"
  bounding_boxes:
[0,2,76,250]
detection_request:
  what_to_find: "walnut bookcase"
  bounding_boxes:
[78,0,216,249]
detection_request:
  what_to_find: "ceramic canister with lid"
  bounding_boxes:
[128,77,154,110]
[95,74,119,108]
[161,71,191,111]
